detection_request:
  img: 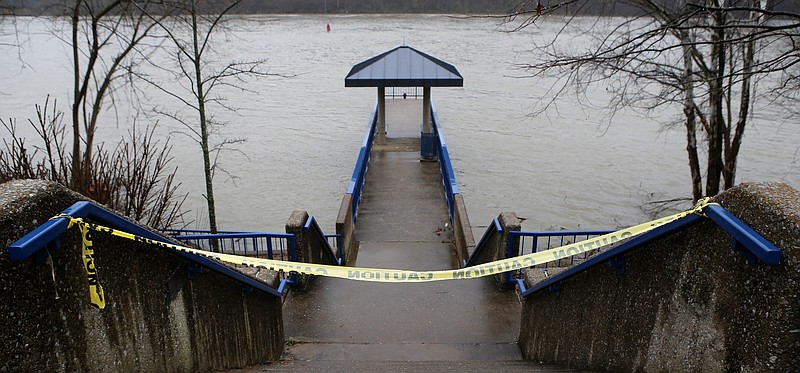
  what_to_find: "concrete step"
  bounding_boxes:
[228,359,579,372]
[283,341,522,361]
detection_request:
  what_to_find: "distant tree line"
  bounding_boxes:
[6,0,799,15]
[5,0,513,15]
[1,0,511,14]
[236,0,517,14]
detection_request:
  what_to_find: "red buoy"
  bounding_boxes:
[327,23,331,33]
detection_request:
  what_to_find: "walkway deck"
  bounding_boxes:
[283,99,522,362]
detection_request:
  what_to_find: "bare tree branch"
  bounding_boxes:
[504,0,799,201]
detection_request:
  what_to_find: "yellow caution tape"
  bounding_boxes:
[62,199,714,292]
[79,221,106,309]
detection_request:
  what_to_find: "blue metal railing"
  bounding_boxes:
[505,229,614,286]
[161,228,247,235]
[431,101,459,223]
[170,232,295,261]
[388,87,422,98]
[7,201,285,297]
[343,99,459,224]
[464,218,502,267]
[305,215,344,265]
[346,101,379,223]
[511,230,616,268]
[326,233,343,258]
[515,204,783,297]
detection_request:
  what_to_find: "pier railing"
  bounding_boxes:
[336,101,378,264]
[305,215,343,265]
[347,101,379,222]
[431,100,475,263]
[430,101,458,223]
[465,218,503,268]
[164,231,297,261]
[510,230,615,268]
[387,86,422,99]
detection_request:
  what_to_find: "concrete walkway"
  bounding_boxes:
[282,99,523,363]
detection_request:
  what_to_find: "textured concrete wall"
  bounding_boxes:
[335,194,357,265]
[286,210,339,289]
[0,180,284,373]
[468,212,521,288]
[452,194,476,266]
[518,182,800,372]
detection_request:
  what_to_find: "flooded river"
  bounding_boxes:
[1,15,798,235]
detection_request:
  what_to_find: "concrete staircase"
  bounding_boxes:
[243,359,578,372]
[227,102,582,373]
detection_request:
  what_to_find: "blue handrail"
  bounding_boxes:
[304,215,343,265]
[511,230,616,266]
[517,205,783,297]
[346,101,379,223]
[507,229,614,286]
[430,100,459,223]
[703,204,783,264]
[173,232,295,261]
[464,218,502,267]
[162,228,248,235]
[325,233,343,259]
[6,201,284,297]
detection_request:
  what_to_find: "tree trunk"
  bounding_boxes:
[705,6,727,197]
[723,0,760,189]
[682,43,703,202]
[191,0,219,244]
[70,1,83,192]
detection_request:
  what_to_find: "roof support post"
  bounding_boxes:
[377,87,386,145]
[422,87,432,134]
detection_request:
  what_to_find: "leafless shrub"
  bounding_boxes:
[0,97,187,229]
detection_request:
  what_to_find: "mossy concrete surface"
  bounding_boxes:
[1,179,284,372]
[518,182,800,372]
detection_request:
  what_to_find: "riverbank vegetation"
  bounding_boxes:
[1,0,276,232]
[0,97,186,228]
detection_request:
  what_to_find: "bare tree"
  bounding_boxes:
[506,0,800,201]
[0,97,187,228]
[0,1,188,227]
[63,0,166,194]
[135,0,276,240]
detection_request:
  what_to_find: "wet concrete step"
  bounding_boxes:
[283,341,521,361]
[283,276,521,347]
[229,359,579,372]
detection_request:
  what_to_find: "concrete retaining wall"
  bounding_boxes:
[452,194,476,266]
[518,182,800,372]
[0,180,284,373]
[286,210,340,289]
[335,193,358,265]
[468,212,521,288]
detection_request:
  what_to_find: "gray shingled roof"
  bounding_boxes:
[345,46,463,87]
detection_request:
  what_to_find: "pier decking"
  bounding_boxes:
[282,99,522,362]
